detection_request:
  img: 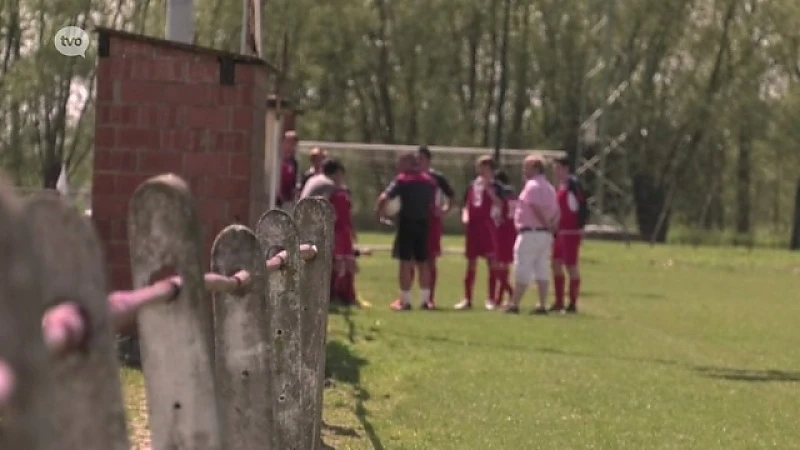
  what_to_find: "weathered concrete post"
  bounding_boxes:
[293,198,334,450]
[128,174,222,450]
[23,192,129,450]
[211,224,272,449]
[255,209,301,449]
[0,177,57,450]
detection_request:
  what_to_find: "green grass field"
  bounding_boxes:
[124,233,800,449]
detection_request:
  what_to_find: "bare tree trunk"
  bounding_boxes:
[736,120,752,234]
[790,177,800,250]
[481,0,500,147]
[374,0,395,143]
[493,0,512,161]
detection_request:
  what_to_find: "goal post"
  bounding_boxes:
[294,140,566,233]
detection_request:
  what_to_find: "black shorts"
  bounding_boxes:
[392,218,430,262]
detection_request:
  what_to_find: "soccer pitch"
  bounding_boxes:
[124,233,800,449]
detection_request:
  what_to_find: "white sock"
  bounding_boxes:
[400,290,411,304]
[419,289,431,305]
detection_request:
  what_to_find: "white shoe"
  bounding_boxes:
[454,299,472,310]
[485,301,499,311]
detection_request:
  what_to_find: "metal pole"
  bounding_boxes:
[166,0,194,43]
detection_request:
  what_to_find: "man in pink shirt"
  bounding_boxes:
[504,155,559,314]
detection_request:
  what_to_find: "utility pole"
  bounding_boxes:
[166,0,194,43]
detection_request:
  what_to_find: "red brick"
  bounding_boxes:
[119,81,163,104]
[190,130,214,153]
[139,151,183,173]
[196,176,249,199]
[108,58,131,79]
[116,174,149,195]
[215,131,247,153]
[109,219,128,241]
[109,105,139,126]
[165,84,214,106]
[92,194,129,217]
[195,198,229,222]
[95,126,116,148]
[184,153,230,176]
[237,66,256,84]
[160,130,194,152]
[93,172,116,195]
[93,218,111,241]
[153,59,187,82]
[229,153,251,175]
[117,39,153,57]
[109,265,132,291]
[106,240,131,267]
[188,107,230,130]
[229,199,250,222]
[187,61,217,83]
[130,59,155,80]
[230,108,252,131]
[106,150,138,170]
[116,128,160,150]
[96,105,111,123]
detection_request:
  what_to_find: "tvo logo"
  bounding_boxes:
[54,26,89,57]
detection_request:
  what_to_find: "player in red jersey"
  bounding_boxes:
[492,171,517,306]
[324,159,360,306]
[551,157,588,313]
[455,156,503,311]
[416,146,455,309]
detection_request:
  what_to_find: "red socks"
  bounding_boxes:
[569,278,580,307]
[499,268,512,301]
[554,275,566,307]
[464,269,476,302]
[489,269,498,303]
[430,263,438,303]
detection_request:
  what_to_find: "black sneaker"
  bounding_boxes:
[566,304,578,314]
[548,304,565,313]
[504,305,520,314]
[531,306,548,315]
[421,301,437,310]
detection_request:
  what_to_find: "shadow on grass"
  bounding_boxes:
[693,367,800,383]
[326,308,384,450]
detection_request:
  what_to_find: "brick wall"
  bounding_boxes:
[92,28,273,290]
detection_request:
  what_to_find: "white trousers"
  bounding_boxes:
[513,231,553,285]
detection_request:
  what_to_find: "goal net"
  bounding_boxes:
[296,140,565,232]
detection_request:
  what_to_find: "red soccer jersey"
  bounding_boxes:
[330,187,354,257]
[279,157,297,204]
[557,176,583,230]
[464,179,501,229]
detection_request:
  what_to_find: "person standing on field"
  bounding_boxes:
[416,145,455,309]
[550,156,588,313]
[455,155,503,311]
[375,151,438,311]
[492,170,517,306]
[504,155,559,314]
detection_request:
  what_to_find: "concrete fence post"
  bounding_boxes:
[211,224,272,449]
[128,174,222,450]
[23,192,129,450]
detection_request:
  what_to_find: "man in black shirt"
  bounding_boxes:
[375,151,438,311]
[416,145,455,308]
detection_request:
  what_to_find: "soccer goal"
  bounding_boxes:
[296,140,565,233]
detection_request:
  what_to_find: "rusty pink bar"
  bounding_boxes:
[0,359,14,412]
[266,243,317,273]
[40,244,317,357]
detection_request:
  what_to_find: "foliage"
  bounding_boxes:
[2,0,800,243]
